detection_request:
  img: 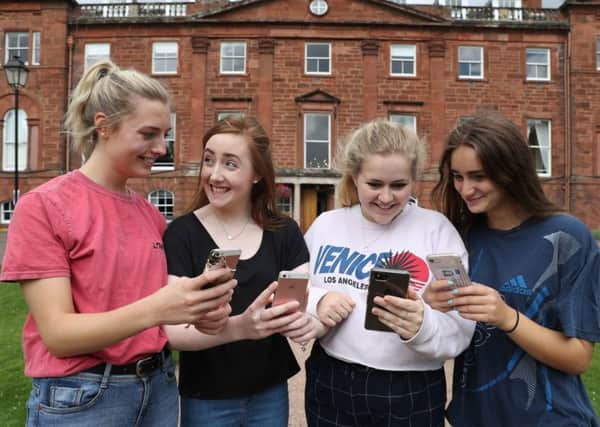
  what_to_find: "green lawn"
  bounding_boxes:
[0,284,599,424]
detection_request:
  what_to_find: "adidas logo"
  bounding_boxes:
[499,275,532,296]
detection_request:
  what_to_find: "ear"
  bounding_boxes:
[94,112,109,138]
[352,175,358,187]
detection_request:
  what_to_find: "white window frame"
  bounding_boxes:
[305,42,331,75]
[390,44,416,77]
[32,32,40,65]
[458,46,483,79]
[596,36,600,71]
[389,114,417,132]
[5,32,29,64]
[2,109,28,172]
[276,184,293,216]
[526,48,550,81]
[217,111,244,121]
[1,200,14,224]
[84,43,111,70]
[527,119,551,177]
[152,42,178,75]
[304,113,331,169]
[153,112,175,171]
[220,41,246,75]
[148,190,175,221]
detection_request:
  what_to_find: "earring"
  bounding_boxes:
[253,180,259,184]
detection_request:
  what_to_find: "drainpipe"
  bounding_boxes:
[564,26,572,212]
[65,34,74,172]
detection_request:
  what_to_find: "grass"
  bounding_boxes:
[0,284,599,425]
[592,229,600,241]
[0,284,30,426]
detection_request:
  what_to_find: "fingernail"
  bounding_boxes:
[448,279,455,286]
[447,299,454,306]
[451,289,459,295]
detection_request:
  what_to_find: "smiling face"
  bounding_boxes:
[98,97,171,180]
[450,144,514,218]
[353,153,413,224]
[201,133,259,213]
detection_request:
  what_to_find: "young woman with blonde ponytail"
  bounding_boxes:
[0,61,235,426]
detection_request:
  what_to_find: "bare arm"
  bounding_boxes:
[164,282,303,351]
[450,283,594,375]
[21,269,236,358]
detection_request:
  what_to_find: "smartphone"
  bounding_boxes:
[426,253,470,287]
[364,267,410,332]
[205,248,242,272]
[273,271,310,313]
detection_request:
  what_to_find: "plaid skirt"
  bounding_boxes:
[305,341,446,427]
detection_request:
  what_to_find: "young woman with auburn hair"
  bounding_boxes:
[162,115,320,427]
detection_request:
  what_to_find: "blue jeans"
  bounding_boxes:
[180,382,289,427]
[26,355,178,427]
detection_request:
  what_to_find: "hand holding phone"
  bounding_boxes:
[273,271,310,313]
[364,267,410,332]
[426,253,470,287]
[205,248,242,272]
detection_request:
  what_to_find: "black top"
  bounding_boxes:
[163,213,309,399]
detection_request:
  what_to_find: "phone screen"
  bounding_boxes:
[364,267,410,332]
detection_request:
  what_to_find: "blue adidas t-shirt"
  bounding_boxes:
[447,215,600,427]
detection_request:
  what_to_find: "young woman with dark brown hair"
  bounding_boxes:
[425,112,600,426]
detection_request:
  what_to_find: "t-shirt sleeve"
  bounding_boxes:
[281,217,309,270]
[556,221,600,342]
[0,192,70,282]
[163,218,196,278]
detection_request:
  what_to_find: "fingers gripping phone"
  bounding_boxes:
[364,267,410,332]
[273,271,310,313]
[205,248,242,272]
[426,253,470,287]
[203,248,241,289]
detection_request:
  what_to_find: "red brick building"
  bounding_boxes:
[0,0,599,242]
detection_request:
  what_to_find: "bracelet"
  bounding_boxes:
[503,308,520,334]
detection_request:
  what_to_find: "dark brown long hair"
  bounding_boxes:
[432,112,560,236]
[187,115,284,230]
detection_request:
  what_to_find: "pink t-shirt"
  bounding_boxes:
[1,170,168,378]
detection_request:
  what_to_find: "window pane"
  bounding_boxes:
[32,32,40,65]
[6,32,29,63]
[306,115,329,141]
[459,46,480,61]
[154,113,175,168]
[527,119,551,175]
[307,44,329,58]
[391,45,415,58]
[3,109,28,171]
[390,114,416,132]
[527,49,547,64]
[153,42,177,73]
[306,143,329,169]
[149,190,174,220]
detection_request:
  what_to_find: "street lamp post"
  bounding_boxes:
[3,56,29,205]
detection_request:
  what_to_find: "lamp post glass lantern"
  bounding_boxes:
[4,56,29,206]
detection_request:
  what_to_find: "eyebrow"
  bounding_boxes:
[204,148,241,161]
[450,169,484,175]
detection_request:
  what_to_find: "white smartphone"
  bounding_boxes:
[273,271,310,313]
[205,248,242,272]
[426,253,470,287]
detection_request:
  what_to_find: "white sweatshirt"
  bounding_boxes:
[305,204,475,371]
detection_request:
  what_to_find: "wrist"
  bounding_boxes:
[499,307,520,334]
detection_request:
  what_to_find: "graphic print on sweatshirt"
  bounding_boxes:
[312,245,430,291]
